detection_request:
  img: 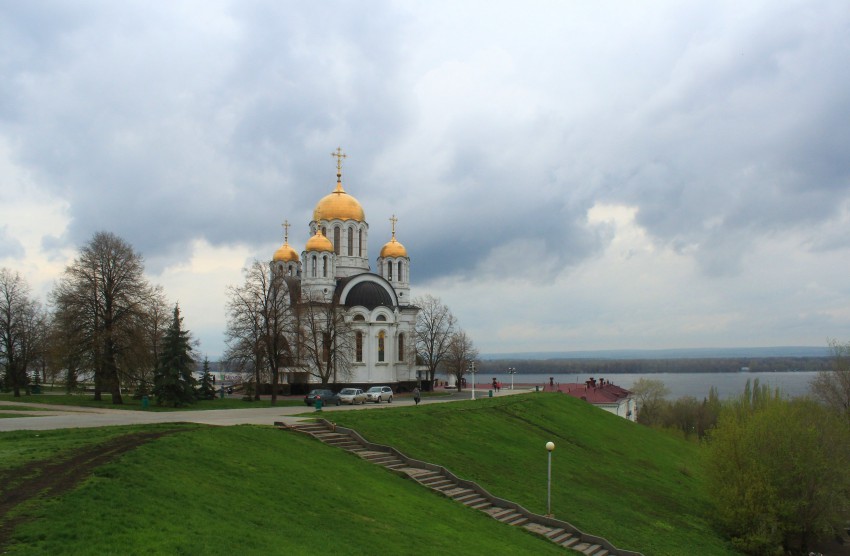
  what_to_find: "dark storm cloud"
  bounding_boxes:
[1,1,410,271]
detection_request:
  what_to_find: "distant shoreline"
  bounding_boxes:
[481,346,830,360]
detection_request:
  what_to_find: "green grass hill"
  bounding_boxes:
[328,392,739,555]
[0,393,738,555]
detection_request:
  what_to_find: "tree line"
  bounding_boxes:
[631,339,850,555]
[2,230,480,406]
[1,231,210,406]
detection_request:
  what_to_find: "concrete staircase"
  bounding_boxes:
[280,419,643,556]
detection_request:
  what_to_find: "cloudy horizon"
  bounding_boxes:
[2,1,849,358]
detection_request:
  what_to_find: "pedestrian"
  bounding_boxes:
[413,386,421,405]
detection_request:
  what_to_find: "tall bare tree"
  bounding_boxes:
[444,330,479,392]
[224,260,297,404]
[51,231,154,404]
[810,338,850,424]
[414,294,456,389]
[0,268,47,397]
[298,289,354,386]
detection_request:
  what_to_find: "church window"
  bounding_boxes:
[311,256,317,278]
[378,331,385,362]
[398,261,403,282]
[355,332,363,362]
[353,314,365,322]
[321,226,327,237]
[334,227,340,255]
[388,262,393,281]
[398,334,404,362]
[323,256,328,277]
[347,228,353,256]
[376,314,387,322]
[358,229,363,256]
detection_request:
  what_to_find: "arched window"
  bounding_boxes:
[353,314,365,322]
[334,227,340,255]
[398,333,405,362]
[398,261,403,282]
[311,256,317,278]
[347,228,353,256]
[355,332,363,362]
[376,314,387,322]
[322,256,328,277]
[388,262,393,281]
[358,229,363,256]
[378,331,385,362]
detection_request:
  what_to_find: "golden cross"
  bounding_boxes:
[281,220,290,243]
[389,214,398,238]
[331,147,347,179]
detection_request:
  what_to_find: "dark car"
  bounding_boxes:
[304,389,340,406]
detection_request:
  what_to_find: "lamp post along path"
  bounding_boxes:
[546,441,555,516]
[469,361,476,400]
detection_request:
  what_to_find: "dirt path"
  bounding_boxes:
[0,429,184,548]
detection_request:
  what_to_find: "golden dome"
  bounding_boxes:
[380,237,408,258]
[273,242,299,263]
[305,228,333,252]
[313,181,365,222]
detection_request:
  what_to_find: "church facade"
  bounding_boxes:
[270,149,421,390]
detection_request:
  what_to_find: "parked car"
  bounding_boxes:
[338,388,366,405]
[365,386,393,403]
[304,389,340,406]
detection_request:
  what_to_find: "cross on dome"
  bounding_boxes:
[331,147,347,182]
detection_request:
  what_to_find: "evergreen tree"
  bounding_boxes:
[153,304,196,406]
[197,356,217,400]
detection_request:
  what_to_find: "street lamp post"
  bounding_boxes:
[546,441,555,516]
[469,361,476,400]
[508,367,516,390]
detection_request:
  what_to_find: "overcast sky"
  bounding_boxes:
[2,1,849,358]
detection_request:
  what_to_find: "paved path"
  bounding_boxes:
[0,387,534,432]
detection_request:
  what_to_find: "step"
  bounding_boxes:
[485,507,513,519]
[524,523,555,536]
[458,495,488,507]
[419,477,454,488]
[505,515,529,527]
[453,492,480,503]
[468,500,492,510]
[496,511,522,523]
[574,543,606,555]
[447,488,474,498]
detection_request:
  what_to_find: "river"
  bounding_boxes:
[487,371,820,400]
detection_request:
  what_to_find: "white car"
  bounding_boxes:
[365,386,394,403]
[338,388,366,405]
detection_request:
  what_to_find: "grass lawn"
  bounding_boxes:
[1,425,570,555]
[0,393,303,411]
[326,392,741,556]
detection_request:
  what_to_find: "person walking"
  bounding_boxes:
[413,387,421,405]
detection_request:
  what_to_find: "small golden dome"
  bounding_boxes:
[273,242,299,263]
[313,182,365,222]
[380,237,408,258]
[305,228,333,252]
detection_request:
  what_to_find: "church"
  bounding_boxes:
[269,148,421,391]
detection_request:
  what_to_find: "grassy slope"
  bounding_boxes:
[326,393,739,556]
[2,426,569,555]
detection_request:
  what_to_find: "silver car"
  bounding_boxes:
[338,388,366,405]
[365,386,393,403]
